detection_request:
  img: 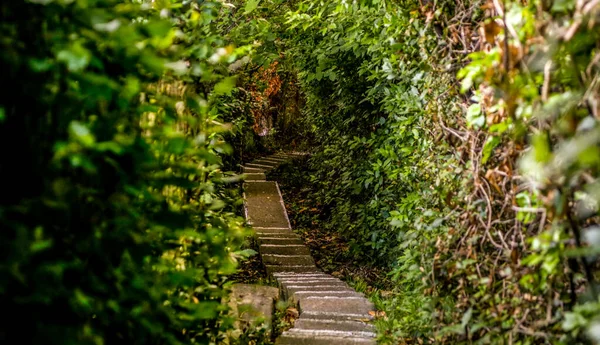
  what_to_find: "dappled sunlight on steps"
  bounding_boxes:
[241,152,377,345]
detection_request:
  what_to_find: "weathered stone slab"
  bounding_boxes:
[229,284,279,334]
[277,277,342,284]
[256,158,287,164]
[266,265,320,275]
[263,254,315,266]
[273,272,333,279]
[254,227,293,234]
[244,182,290,228]
[258,237,304,245]
[298,298,375,320]
[260,244,311,256]
[284,286,356,302]
[291,291,363,299]
[294,318,375,333]
[250,160,280,168]
[286,328,376,339]
[276,333,376,345]
[244,166,265,173]
[243,173,266,181]
[246,163,275,169]
[281,280,347,287]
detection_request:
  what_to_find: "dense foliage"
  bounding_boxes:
[0,0,251,344]
[3,0,600,344]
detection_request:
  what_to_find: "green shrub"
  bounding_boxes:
[0,0,247,344]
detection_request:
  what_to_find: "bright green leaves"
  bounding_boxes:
[466,103,484,129]
[0,0,249,343]
[457,49,500,93]
[69,121,96,147]
[213,76,237,96]
[57,42,91,72]
[481,135,500,164]
[244,0,261,14]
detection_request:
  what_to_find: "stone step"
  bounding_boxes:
[250,160,281,168]
[254,227,294,235]
[260,244,311,256]
[243,173,266,181]
[300,297,375,316]
[286,328,376,339]
[277,277,343,285]
[299,311,374,322]
[276,332,376,345]
[284,286,357,301]
[244,182,290,228]
[266,265,320,275]
[256,158,288,164]
[280,279,346,288]
[243,166,265,173]
[263,254,315,266]
[258,237,304,245]
[273,272,335,279]
[291,291,364,301]
[246,162,275,170]
[294,318,375,333]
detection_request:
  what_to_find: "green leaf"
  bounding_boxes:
[213,77,237,96]
[69,121,95,147]
[481,136,500,164]
[244,0,261,14]
[57,42,91,72]
[234,249,257,258]
[461,308,473,330]
[466,103,484,129]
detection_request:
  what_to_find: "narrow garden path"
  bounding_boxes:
[242,152,377,345]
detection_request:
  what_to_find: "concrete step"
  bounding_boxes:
[299,297,374,318]
[294,318,375,333]
[277,277,343,285]
[291,291,364,301]
[284,286,357,302]
[260,244,311,256]
[263,254,315,266]
[286,327,376,339]
[243,172,266,181]
[243,166,264,173]
[254,227,294,235]
[276,332,376,345]
[273,272,335,279]
[244,182,290,228]
[250,160,281,168]
[266,265,320,275]
[256,158,288,164]
[246,162,275,170]
[258,237,304,245]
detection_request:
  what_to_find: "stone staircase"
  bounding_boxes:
[241,152,377,345]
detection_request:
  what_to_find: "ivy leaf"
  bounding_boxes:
[466,103,484,129]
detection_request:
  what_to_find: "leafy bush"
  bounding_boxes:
[0,0,248,344]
